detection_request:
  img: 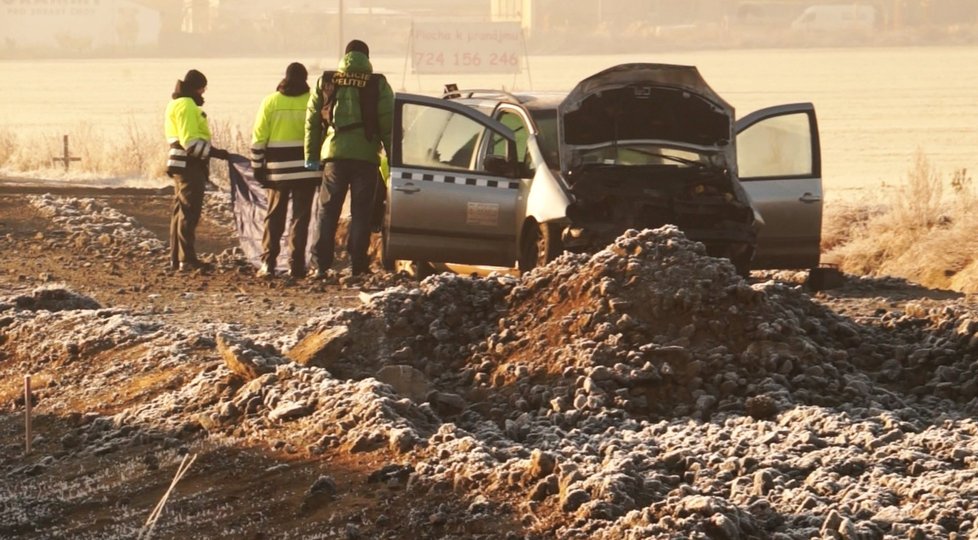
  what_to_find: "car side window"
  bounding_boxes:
[737,112,813,179]
[489,110,536,176]
[401,103,487,171]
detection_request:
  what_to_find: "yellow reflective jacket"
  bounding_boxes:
[251,91,319,185]
[165,97,212,176]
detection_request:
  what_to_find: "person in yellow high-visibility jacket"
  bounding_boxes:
[369,154,389,233]
[250,62,320,278]
[164,69,228,272]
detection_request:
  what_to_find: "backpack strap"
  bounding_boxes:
[320,70,337,131]
[359,74,383,143]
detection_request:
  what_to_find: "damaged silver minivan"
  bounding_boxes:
[383,63,822,275]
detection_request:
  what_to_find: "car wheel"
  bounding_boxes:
[519,222,562,274]
[413,261,435,280]
[391,259,434,279]
[732,247,754,278]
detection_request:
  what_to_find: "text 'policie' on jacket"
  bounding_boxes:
[251,91,320,185]
[165,97,213,176]
[304,51,394,166]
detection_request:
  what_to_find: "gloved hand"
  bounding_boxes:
[254,166,267,183]
[305,160,320,171]
[210,148,230,160]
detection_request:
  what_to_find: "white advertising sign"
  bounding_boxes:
[411,21,523,75]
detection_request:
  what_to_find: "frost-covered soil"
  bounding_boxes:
[2,190,978,539]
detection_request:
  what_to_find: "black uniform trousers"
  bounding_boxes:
[169,162,207,267]
[261,181,317,273]
[312,159,379,275]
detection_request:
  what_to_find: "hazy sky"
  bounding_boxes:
[2,0,977,59]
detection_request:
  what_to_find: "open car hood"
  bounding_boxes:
[558,63,735,174]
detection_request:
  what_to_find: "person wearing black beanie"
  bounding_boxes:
[173,69,208,104]
[278,62,310,96]
[305,39,394,280]
[344,39,369,57]
[164,68,229,273]
[250,62,319,278]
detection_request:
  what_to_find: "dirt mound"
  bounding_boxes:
[1,285,102,312]
[28,194,165,254]
[295,226,909,423]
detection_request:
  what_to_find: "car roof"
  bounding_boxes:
[449,91,566,115]
[511,92,566,111]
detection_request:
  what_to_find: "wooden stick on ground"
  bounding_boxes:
[24,375,31,455]
[137,453,198,540]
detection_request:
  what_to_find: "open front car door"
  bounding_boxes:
[386,94,521,267]
[736,103,823,270]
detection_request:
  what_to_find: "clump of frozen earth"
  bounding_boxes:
[28,194,165,253]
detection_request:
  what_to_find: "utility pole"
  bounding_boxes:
[338,0,344,59]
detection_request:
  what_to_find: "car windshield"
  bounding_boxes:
[530,109,715,170]
[528,110,559,169]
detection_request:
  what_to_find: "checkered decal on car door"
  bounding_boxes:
[396,170,520,190]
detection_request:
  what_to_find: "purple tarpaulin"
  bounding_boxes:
[227,155,319,269]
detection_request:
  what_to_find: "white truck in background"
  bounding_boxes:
[791,4,876,33]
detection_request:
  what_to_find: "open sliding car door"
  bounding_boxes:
[387,94,521,267]
[736,103,823,269]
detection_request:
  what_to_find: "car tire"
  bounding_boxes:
[413,261,435,280]
[806,265,844,291]
[519,221,562,275]
[732,247,754,278]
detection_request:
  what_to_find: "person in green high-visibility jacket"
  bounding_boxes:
[251,62,320,279]
[164,69,229,273]
[305,39,394,279]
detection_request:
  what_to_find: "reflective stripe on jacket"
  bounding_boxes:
[304,51,394,166]
[251,91,319,184]
[165,97,212,176]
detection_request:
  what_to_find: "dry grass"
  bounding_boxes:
[0,127,17,168]
[4,130,976,294]
[207,119,250,189]
[0,117,248,185]
[824,150,978,292]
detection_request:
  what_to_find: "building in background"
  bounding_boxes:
[182,0,214,34]
[492,0,978,33]
[0,0,163,52]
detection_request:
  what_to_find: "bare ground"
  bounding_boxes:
[1,183,975,539]
[0,187,519,539]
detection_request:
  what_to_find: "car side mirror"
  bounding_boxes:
[484,154,516,177]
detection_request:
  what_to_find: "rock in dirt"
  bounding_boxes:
[375,364,430,402]
[286,325,349,369]
[217,333,276,381]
